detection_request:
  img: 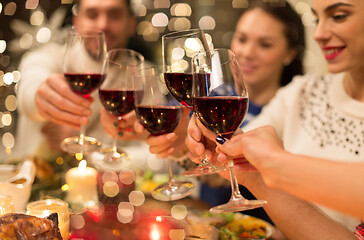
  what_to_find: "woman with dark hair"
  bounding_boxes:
[198,0,305,223]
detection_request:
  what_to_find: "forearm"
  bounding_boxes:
[244,174,356,240]
[267,151,364,219]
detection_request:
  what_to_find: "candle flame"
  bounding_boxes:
[78,160,87,170]
[156,216,162,222]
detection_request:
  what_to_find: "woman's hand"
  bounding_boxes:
[144,107,191,159]
[100,108,148,141]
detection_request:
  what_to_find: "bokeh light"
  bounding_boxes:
[103,181,119,197]
[295,1,311,15]
[199,16,216,30]
[171,205,187,220]
[2,132,15,148]
[19,33,33,49]
[0,40,6,54]
[12,71,21,83]
[154,0,170,8]
[5,95,17,112]
[302,12,316,27]
[169,17,191,31]
[4,2,17,16]
[70,215,85,229]
[119,169,135,185]
[152,12,169,27]
[3,73,14,85]
[36,27,51,43]
[135,4,147,17]
[30,11,44,26]
[128,190,145,206]
[232,0,248,8]
[171,3,192,17]
[117,202,134,223]
[25,0,39,9]
[0,3,2,14]
[1,56,10,68]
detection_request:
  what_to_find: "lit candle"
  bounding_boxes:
[26,199,70,240]
[65,160,98,205]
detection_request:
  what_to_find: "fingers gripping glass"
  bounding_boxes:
[133,68,195,201]
[162,29,226,176]
[192,48,267,213]
[60,28,106,155]
[94,49,144,171]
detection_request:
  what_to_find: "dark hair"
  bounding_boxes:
[244,0,305,86]
[74,0,133,15]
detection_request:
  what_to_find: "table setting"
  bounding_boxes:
[0,28,275,240]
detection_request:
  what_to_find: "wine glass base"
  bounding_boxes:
[182,164,226,177]
[60,136,101,155]
[91,147,131,172]
[151,180,195,201]
[209,199,267,214]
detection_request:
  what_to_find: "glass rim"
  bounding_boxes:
[193,48,237,66]
[26,199,69,210]
[162,28,205,40]
[106,48,145,67]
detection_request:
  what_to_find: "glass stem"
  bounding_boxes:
[79,124,86,156]
[199,136,211,166]
[167,158,174,182]
[227,159,243,201]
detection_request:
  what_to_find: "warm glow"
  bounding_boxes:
[3,73,13,85]
[5,95,17,111]
[150,225,161,240]
[25,0,39,9]
[4,2,16,16]
[0,40,6,53]
[36,27,51,43]
[152,12,168,27]
[75,153,83,160]
[129,191,145,206]
[30,11,44,25]
[78,160,87,170]
[199,16,216,30]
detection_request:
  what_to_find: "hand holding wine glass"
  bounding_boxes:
[192,48,267,213]
[133,68,195,201]
[162,29,225,176]
[61,28,107,155]
[95,48,144,170]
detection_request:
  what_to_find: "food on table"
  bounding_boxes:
[185,223,220,240]
[187,211,271,239]
[0,213,62,240]
[220,216,268,239]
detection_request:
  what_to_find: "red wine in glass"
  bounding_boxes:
[60,28,106,156]
[134,69,195,201]
[164,73,193,108]
[194,96,248,139]
[99,89,143,117]
[65,73,105,97]
[135,105,182,136]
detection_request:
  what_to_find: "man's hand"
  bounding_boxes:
[35,73,92,129]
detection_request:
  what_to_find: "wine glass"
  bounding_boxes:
[94,49,144,171]
[61,28,107,155]
[133,68,195,201]
[162,29,226,176]
[192,48,267,213]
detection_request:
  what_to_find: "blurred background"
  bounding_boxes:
[0,0,326,156]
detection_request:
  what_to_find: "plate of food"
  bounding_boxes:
[185,211,275,240]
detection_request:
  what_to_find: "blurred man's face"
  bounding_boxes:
[74,0,136,50]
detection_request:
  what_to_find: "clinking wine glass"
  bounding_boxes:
[162,29,226,177]
[61,28,106,155]
[133,68,195,201]
[192,48,267,213]
[94,49,144,171]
